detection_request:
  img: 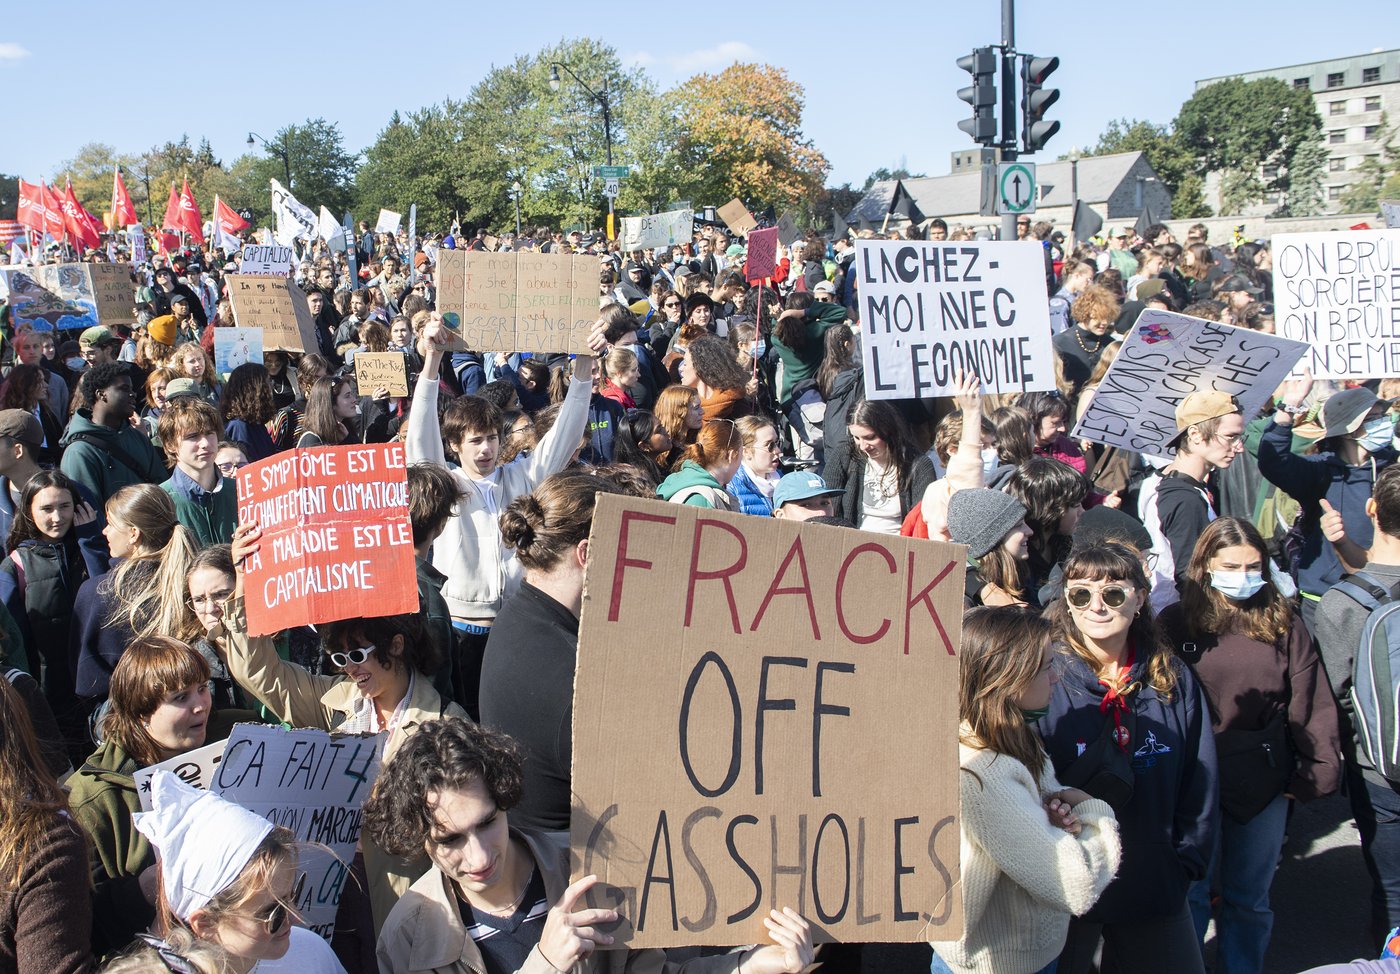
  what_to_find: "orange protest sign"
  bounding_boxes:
[235,444,417,636]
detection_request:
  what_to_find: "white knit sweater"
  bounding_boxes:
[930,743,1122,974]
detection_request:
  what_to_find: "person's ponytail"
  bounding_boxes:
[681,421,742,471]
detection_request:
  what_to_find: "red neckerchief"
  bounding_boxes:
[1098,640,1136,752]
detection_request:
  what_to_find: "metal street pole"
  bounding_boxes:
[1069,149,1080,249]
[999,0,1018,242]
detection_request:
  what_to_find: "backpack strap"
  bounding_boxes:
[1336,572,1400,612]
[68,431,153,483]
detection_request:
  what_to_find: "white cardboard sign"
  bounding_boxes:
[620,208,692,252]
[1072,310,1309,459]
[853,239,1055,398]
[1273,229,1400,379]
[239,244,294,276]
[375,209,402,235]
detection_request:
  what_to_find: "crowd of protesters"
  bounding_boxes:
[0,205,1392,974]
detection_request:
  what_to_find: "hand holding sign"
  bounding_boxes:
[746,909,817,974]
[538,875,618,969]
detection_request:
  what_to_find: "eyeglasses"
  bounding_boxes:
[188,590,233,611]
[133,934,200,974]
[1066,585,1132,609]
[217,459,248,474]
[328,645,375,669]
[663,301,682,308]
[233,872,304,935]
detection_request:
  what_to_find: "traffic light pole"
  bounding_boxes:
[999,0,1018,243]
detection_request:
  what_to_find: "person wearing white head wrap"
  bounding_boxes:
[133,771,274,923]
[132,771,345,974]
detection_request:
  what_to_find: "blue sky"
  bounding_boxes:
[1,1,1391,193]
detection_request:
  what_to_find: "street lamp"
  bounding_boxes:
[548,61,613,166]
[247,131,292,188]
[1067,146,1081,245]
[510,181,523,237]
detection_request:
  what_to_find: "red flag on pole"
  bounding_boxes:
[161,182,180,232]
[16,179,48,232]
[112,169,137,228]
[60,179,102,251]
[176,178,204,243]
[214,196,249,235]
[38,182,66,237]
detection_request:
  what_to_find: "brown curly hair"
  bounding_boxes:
[362,718,525,858]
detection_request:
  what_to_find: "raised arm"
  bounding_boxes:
[405,315,450,467]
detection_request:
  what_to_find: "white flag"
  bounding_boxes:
[269,179,316,246]
[316,206,341,244]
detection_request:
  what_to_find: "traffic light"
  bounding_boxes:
[1021,55,1061,153]
[956,47,998,146]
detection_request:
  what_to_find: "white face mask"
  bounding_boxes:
[1358,416,1395,453]
[980,447,1000,478]
[1210,569,1266,601]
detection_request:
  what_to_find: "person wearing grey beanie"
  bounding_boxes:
[949,488,1033,608]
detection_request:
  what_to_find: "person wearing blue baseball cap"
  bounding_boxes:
[772,471,843,522]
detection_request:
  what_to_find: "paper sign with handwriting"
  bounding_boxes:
[227,275,319,353]
[436,248,597,354]
[353,351,408,397]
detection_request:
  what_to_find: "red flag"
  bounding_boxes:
[176,178,204,243]
[38,182,65,237]
[160,231,180,256]
[214,196,249,235]
[161,182,180,232]
[112,169,137,227]
[16,179,48,232]
[60,180,101,251]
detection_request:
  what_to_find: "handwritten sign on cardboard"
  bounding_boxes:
[571,495,964,947]
[353,351,409,397]
[745,227,779,282]
[239,244,294,276]
[621,209,693,252]
[854,239,1055,399]
[87,262,137,324]
[134,740,227,810]
[1273,229,1400,379]
[375,209,402,235]
[235,444,417,636]
[717,198,758,234]
[436,248,597,355]
[227,275,320,353]
[1072,310,1309,459]
[775,212,802,246]
[214,327,264,374]
[212,724,384,941]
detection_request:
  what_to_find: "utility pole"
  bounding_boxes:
[999,0,1017,243]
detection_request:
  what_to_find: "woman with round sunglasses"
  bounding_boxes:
[1038,543,1217,974]
[134,771,344,974]
[220,521,467,936]
[1158,518,1340,974]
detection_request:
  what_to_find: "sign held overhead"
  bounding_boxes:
[853,239,1056,399]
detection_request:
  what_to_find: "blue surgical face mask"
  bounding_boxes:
[66,356,86,371]
[1358,416,1395,453]
[981,447,1000,478]
[750,340,767,359]
[1210,569,1266,601]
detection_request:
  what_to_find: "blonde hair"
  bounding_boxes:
[102,928,230,974]
[103,485,199,641]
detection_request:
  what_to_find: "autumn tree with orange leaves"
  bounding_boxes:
[673,63,830,210]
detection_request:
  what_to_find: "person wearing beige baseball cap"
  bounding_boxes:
[1139,390,1245,607]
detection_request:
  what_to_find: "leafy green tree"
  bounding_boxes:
[247,119,357,218]
[357,106,473,232]
[1078,118,1212,218]
[0,173,18,220]
[862,166,925,192]
[1175,77,1321,214]
[1341,113,1400,212]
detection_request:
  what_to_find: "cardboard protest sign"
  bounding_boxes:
[134,740,227,810]
[746,226,778,282]
[621,208,693,252]
[227,275,320,353]
[1072,310,1309,459]
[375,209,402,234]
[239,244,294,275]
[352,351,408,397]
[12,263,134,330]
[436,248,597,355]
[214,327,264,374]
[212,724,385,940]
[129,227,148,265]
[1383,201,1400,230]
[1273,229,1400,378]
[717,198,758,234]
[87,262,137,324]
[775,211,802,246]
[235,444,417,636]
[571,495,965,948]
[853,239,1056,399]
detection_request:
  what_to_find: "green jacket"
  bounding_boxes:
[59,409,168,506]
[160,467,238,549]
[69,708,252,956]
[655,461,736,510]
[771,299,847,404]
